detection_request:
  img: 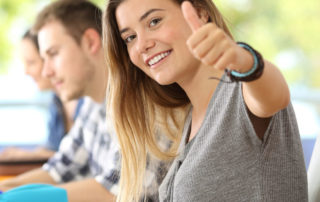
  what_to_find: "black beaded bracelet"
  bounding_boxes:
[225,42,264,82]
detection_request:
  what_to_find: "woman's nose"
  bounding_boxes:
[136,36,155,54]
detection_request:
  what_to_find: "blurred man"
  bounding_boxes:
[0,1,167,201]
[0,1,119,202]
[0,30,82,163]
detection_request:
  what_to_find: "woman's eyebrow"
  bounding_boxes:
[120,28,129,35]
[120,8,164,35]
[139,8,164,22]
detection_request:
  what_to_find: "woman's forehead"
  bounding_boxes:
[115,0,178,27]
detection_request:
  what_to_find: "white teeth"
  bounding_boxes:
[148,51,170,66]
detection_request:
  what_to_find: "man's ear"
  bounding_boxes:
[81,28,101,54]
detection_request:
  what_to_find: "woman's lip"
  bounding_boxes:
[145,50,172,66]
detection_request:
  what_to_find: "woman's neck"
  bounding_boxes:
[179,66,224,141]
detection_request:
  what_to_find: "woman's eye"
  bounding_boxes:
[125,35,136,44]
[149,18,162,27]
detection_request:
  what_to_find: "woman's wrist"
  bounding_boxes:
[226,42,264,82]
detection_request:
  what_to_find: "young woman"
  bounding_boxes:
[0,30,83,161]
[104,0,308,201]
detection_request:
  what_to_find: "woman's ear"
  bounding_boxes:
[81,28,101,54]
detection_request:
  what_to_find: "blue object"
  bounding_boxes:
[0,184,68,202]
[46,95,84,151]
[46,94,67,151]
[230,43,258,78]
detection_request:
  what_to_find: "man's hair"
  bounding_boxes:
[33,0,102,44]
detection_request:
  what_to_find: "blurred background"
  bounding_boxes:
[0,0,319,168]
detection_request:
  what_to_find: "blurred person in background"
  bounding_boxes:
[0,1,169,201]
[0,30,83,162]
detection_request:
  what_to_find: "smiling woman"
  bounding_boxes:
[104,0,307,201]
[116,1,200,85]
[20,30,52,91]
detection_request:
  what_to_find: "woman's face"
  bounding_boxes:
[116,0,202,85]
[20,39,52,90]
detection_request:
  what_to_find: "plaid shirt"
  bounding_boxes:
[43,97,120,195]
[43,97,172,201]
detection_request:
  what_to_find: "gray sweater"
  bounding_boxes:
[159,78,307,202]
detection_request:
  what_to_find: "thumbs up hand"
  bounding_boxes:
[181,1,253,73]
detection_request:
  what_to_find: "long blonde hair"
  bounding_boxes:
[103,0,232,201]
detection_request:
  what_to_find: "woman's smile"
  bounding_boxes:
[145,49,172,68]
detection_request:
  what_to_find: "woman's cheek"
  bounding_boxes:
[129,51,140,68]
[161,29,179,42]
